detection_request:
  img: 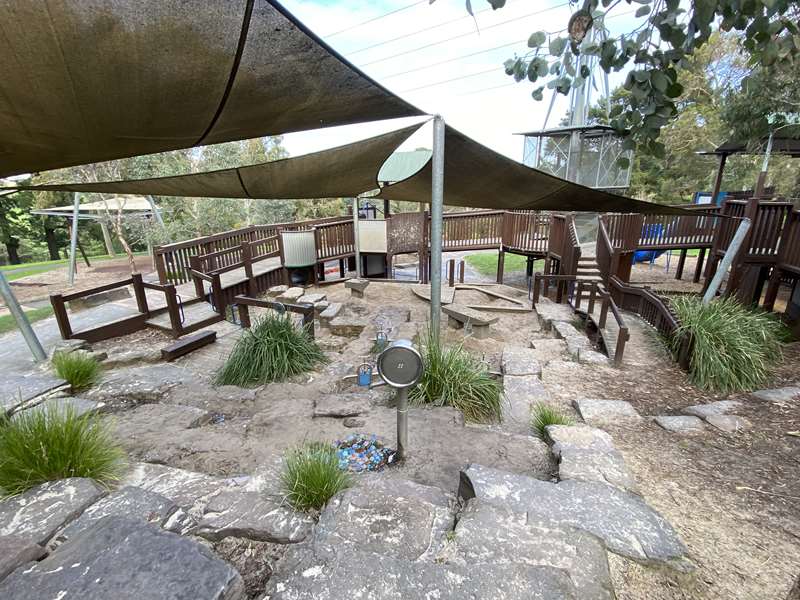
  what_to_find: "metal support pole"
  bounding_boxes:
[396,387,409,460]
[0,272,46,362]
[352,198,362,278]
[430,115,445,335]
[67,192,80,285]
[703,218,751,304]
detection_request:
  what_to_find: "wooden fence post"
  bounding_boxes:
[239,304,251,329]
[458,260,465,283]
[50,294,72,339]
[164,285,183,338]
[153,247,168,284]
[189,256,205,299]
[131,273,149,315]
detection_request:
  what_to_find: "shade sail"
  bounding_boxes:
[0,0,422,178]
[377,126,688,215]
[10,124,424,199]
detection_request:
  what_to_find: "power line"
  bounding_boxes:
[459,82,517,96]
[325,0,427,38]
[400,67,499,93]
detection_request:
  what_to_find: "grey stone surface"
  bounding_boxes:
[82,364,189,409]
[564,335,591,359]
[276,287,305,303]
[343,417,365,428]
[460,464,688,567]
[375,305,412,326]
[12,396,105,421]
[0,516,245,600]
[751,386,800,404]
[265,543,577,599]
[529,338,569,364]
[196,491,314,544]
[579,349,609,365]
[503,375,550,434]
[48,338,90,358]
[113,403,212,440]
[705,414,750,433]
[101,348,163,369]
[655,415,705,433]
[501,347,542,377]
[163,381,257,414]
[547,425,638,493]
[0,535,46,582]
[1,373,68,415]
[318,302,342,326]
[313,393,370,418]
[573,398,642,426]
[297,293,326,305]
[316,479,453,561]
[328,317,366,337]
[0,478,106,545]
[683,400,742,419]
[267,285,289,298]
[345,278,369,294]
[452,499,614,600]
[552,321,583,340]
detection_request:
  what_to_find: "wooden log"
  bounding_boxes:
[161,330,217,362]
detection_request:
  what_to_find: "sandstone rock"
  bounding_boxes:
[343,417,365,428]
[48,338,91,358]
[683,400,741,419]
[564,335,591,359]
[573,398,642,426]
[318,302,342,327]
[528,338,568,364]
[12,396,105,421]
[0,535,46,583]
[655,415,705,433]
[68,286,130,311]
[297,293,326,305]
[0,478,105,545]
[276,287,305,303]
[751,386,800,404]
[313,394,370,418]
[503,375,549,434]
[579,349,609,365]
[267,285,289,298]
[328,317,366,337]
[705,414,750,433]
[501,347,542,377]
[101,348,162,369]
[0,516,246,600]
[1,373,68,415]
[82,364,189,409]
[114,404,212,440]
[552,320,583,340]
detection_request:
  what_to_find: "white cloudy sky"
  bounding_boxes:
[279,0,640,161]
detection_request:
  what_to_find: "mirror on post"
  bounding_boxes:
[376,339,424,460]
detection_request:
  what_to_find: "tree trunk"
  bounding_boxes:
[112,207,137,274]
[44,226,60,260]
[5,237,21,264]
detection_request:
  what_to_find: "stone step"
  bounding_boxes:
[502,374,550,434]
[459,464,689,568]
[572,398,642,427]
[501,347,542,377]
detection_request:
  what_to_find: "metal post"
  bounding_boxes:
[396,386,409,460]
[67,192,80,285]
[703,218,751,304]
[430,115,445,335]
[0,272,46,361]
[352,197,362,278]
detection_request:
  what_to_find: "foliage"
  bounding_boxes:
[52,352,101,392]
[0,188,37,264]
[473,0,800,158]
[215,313,327,387]
[0,406,126,496]
[531,403,574,439]
[280,442,352,512]
[409,329,502,423]
[0,306,54,336]
[669,295,785,392]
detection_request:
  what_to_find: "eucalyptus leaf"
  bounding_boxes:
[549,37,568,56]
[528,31,547,48]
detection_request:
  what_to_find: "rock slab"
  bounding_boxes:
[313,394,370,418]
[655,415,705,433]
[503,375,549,434]
[501,347,542,377]
[683,400,741,419]
[705,414,750,433]
[751,386,800,404]
[12,396,105,421]
[0,535,46,583]
[573,398,642,426]
[328,317,366,337]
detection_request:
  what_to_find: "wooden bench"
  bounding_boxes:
[442,304,498,339]
[345,278,369,298]
[161,330,217,361]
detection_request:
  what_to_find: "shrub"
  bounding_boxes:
[409,329,502,423]
[215,313,327,386]
[280,442,352,512]
[52,351,100,391]
[669,295,785,392]
[531,403,574,439]
[0,406,126,496]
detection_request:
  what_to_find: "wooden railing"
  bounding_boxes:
[777,210,800,273]
[315,220,355,261]
[441,210,503,250]
[747,202,793,258]
[548,214,567,261]
[233,295,315,338]
[503,211,549,254]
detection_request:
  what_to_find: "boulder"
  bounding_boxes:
[343,417,365,428]
[297,293,326,305]
[655,415,705,433]
[503,375,550,434]
[572,398,642,427]
[0,536,46,583]
[552,321,583,340]
[579,349,609,365]
[0,516,246,600]
[528,338,568,365]
[318,302,342,327]
[0,478,105,545]
[48,338,90,359]
[101,348,163,369]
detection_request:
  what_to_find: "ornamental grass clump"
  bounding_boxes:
[409,329,502,423]
[0,406,126,496]
[531,403,574,440]
[669,295,785,393]
[215,312,326,387]
[52,351,100,392]
[280,442,352,512]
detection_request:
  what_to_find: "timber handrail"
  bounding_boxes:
[233,295,315,338]
[597,289,629,366]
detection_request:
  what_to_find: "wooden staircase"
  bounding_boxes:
[576,257,603,286]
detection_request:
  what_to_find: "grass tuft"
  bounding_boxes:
[530,403,574,439]
[669,295,785,392]
[52,352,101,392]
[409,329,502,423]
[0,406,126,496]
[215,313,327,387]
[280,442,352,512]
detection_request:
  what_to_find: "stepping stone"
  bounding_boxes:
[0,516,246,600]
[102,348,162,369]
[276,287,305,303]
[345,278,370,298]
[751,386,800,404]
[267,285,289,298]
[655,415,705,433]
[376,305,412,325]
[297,293,326,305]
[48,338,90,358]
[501,347,542,377]
[0,478,105,545]
[573,399,642,427]
[503,375,550,434]
[453,499,615,600]
[579,349,609,365]
[12,396,105,421]
[57,486,194,543]
[552,321,583,340]
[319,302,342,327]
[564,335,591,359]
[315,479,453,562]
[683,400,741,419]
[265,542,577,599]
[460,464,689,568]
[0,536,46,583]
[546,425,639,494]
[114,404,212,438]
[313,394,370,418]
[705,414,750,433]
[196,491,314,544]
[0,373,68,416]
[443,304,498,339]
[82,364,190,409]
[328,317,366,337]
[529,338,568,365]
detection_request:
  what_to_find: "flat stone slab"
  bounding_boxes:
[410,283,455,305]
[276,287,305,303]
[265,543,577,599]
[552,321,583,340]
[0,516,245,600]
[683,400,742,419]
[313,394,370,418]
[1,373,68,415]
[318,302,342,324]
[0,478,105,545]
[460,464,688,567]
[328,317,366,337]
[501,347,542,377]
[503,375,550,434]
[344,278,369,292]
[196,491,314,544]
[68,286,131,310]
[655,415,705,433]
[547,425,638,494]
[82,364,190,409]
[114,403,212,439]
[297,293,326,305]
[0,535,46,583]
[453,499,614,600]
[564,334,591,359]
[315,479,453,562]
[705,414,750,433]
[573,398,642,427]
[529,338,568,364]
[579,349,609,365]
[101,348,162,369]
[267,285,289,297]
[751,386,800,404]
[442,303,498,326]
[12,396,105,421]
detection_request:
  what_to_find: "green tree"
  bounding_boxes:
[0,189,36,264]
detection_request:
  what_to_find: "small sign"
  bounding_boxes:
[357,363,373,387]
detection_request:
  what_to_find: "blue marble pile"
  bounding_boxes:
[335,433,397,473]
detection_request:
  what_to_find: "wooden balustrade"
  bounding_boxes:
[440,210,503,250]
[233,295,315,338]
[316,220,355,260]
[778,211,800,273]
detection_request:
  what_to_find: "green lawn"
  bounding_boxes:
[1,251,148,281]
[464,251,543,277]
[0,306,54,335]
